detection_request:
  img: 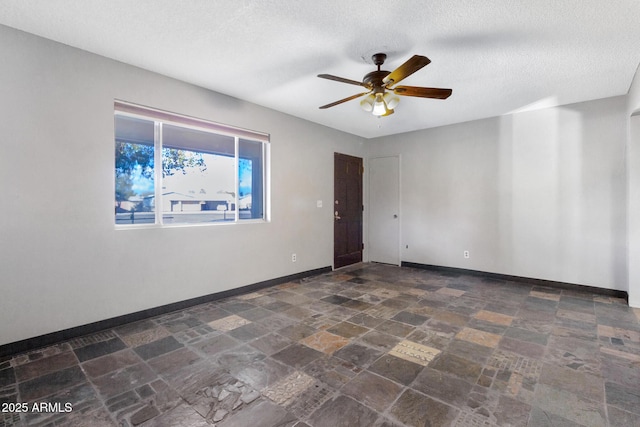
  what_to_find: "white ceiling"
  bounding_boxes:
[1,1,639,138]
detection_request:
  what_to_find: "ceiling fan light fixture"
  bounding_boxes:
[372,93,387,116]
[360,94,375,112]
[383,92,400,109]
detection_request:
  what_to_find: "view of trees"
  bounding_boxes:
[115,141,207,211]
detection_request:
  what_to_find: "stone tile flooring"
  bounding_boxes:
[1,263,640,426]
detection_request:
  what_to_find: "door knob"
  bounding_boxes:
[393,214,398,218]
[335,210,341,220]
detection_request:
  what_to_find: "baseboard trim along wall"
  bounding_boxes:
[0,266,332,358]
[401,262,629,301]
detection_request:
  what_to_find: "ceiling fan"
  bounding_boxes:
[318,53,452,116]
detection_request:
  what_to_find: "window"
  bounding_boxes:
[114,101,269,226]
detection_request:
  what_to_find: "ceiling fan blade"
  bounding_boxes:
[393,86,452,99]
[383,55,431,87]
[318,74,369,88]
[319,91,371,109]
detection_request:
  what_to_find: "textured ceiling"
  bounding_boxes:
[1,1,639,138]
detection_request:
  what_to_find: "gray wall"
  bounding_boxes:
[627,65,640,307]
[368,96,629,292]
[0,25,366,346]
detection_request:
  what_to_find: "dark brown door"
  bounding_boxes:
[334,153,363,268]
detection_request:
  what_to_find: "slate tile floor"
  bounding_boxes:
[1,263,639,426]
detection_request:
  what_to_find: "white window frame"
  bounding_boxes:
[114,100,270,228]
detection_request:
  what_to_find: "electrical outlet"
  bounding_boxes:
[292,253,297,262]
[464,250,470,259]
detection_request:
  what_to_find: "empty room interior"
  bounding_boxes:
[1,2,640,426]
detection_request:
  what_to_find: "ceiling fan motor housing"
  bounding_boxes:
[363,70,391,93]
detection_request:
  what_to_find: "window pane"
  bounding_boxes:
[115,115,155,224]
[114,103,269,227]
[161,124,235,224]
[239,139,263,220]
